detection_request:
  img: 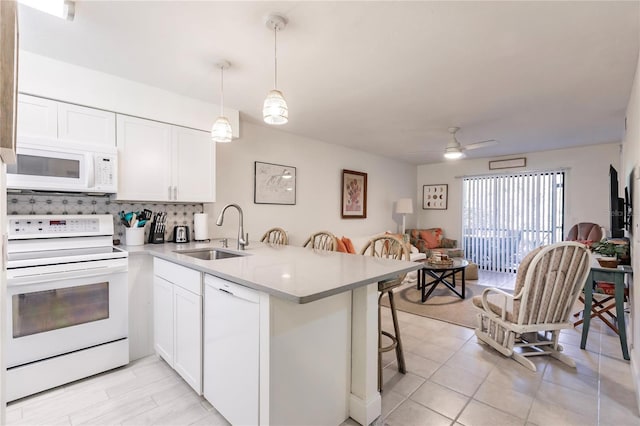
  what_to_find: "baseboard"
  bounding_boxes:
[631,351,640,415]
[349,392,381,426]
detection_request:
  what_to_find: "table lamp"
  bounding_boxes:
[396,198,413,234]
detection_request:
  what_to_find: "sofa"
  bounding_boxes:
[406,228,464,259]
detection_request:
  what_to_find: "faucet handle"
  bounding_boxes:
[243,233,249,247]
[221,238,228,248]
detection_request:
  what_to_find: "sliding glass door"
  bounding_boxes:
[462,171,564,272]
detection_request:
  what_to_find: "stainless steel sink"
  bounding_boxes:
[175,249,242,260]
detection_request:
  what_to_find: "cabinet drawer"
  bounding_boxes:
[154,258,201,295]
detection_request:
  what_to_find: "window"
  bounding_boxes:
[462,171,564,272]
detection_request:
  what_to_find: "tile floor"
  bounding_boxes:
[7,271,640,426]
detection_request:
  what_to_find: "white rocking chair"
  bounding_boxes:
[472,241,592,372]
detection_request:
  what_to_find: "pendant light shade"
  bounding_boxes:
[211,116,232,143]
[263,89,288,125]
[212,60,233,143]
[263,15,288,125]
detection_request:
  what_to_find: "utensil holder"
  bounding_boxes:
[125,227,145,246]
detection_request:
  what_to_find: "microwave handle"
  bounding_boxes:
[86,152,96,188]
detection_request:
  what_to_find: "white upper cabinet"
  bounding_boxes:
[172,126,216,203]
[57,103,116,146]
[116,115,216,203]
[17,94,57,138]
[17,94,116,147]
[116,115,173,202]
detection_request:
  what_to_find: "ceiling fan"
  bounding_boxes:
[444,127,498,159]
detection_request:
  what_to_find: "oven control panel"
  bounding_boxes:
[9,216,105,238]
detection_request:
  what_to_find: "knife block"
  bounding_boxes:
[148,222,165,244]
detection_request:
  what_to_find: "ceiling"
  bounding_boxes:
[17,1,640,165]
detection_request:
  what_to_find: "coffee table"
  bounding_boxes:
[417,258,469,302]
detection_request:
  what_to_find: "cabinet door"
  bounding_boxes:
[153,276,174,366]
[116,115,172,201]
[204,276,259,426]
[172,126,216,202]
[16,94,57,138]
[57,102,116,146]
[173,285,202,394]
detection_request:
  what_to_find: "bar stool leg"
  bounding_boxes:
[377,292,383,392]
[388,290,406,374]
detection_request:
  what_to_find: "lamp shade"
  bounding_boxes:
[211,116,233,143]
[396,198,413,214]
[263,89,288,125]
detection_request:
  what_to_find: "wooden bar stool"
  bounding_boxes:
[260,227,289,245]
[360,235,409,391]
[303,231,338,251]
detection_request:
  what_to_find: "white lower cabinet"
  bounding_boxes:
[153,258,202,394]
[204,275,260,426]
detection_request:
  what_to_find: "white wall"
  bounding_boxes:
[17,51,239,136]
[621,46,640,409]
[416,143,621,242]
[207,122,417,246]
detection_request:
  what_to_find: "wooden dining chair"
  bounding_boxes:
[302,231,338,251]
[260,227,289,245]
[360,235,410,391]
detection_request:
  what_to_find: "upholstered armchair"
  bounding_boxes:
[565,222,603,244]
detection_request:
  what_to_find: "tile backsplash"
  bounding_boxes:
[6,193,204,243]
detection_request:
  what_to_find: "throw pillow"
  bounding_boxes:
[419,228,442,249]
[335,238,348,253]
[342,237,356,254]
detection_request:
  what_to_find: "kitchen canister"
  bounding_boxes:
[194,213,209,241]
[125,227,145,246]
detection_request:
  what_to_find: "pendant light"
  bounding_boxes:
[263,14,288,125]
[211,60,233,143]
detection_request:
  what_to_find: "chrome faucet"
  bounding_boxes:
[216,204,248,250]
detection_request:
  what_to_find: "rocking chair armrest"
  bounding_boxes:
[481,287,514,321]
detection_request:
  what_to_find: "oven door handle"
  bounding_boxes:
[8,264,127,287]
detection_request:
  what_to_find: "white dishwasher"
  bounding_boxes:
[204,274,260,426]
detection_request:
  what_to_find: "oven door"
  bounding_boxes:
[6,142,90,192]
[6,258,128,368]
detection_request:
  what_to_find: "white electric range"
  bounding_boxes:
[6,214,129,401]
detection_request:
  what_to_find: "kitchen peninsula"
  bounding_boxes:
[129,241,420,426]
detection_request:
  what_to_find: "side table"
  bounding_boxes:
[580,262,632,360]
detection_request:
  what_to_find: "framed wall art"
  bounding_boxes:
[254,161,296,205]
[341,169,367,218]
[423,184,448,210]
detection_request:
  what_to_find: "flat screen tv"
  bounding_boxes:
[610,165,625,238]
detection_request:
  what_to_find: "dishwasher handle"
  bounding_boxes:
[205,275,259,304]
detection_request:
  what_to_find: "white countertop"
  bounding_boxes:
[122,240,420,304]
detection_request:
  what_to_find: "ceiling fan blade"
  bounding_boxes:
[464,139,498,150]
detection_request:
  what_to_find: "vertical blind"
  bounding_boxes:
[462,171,564,272]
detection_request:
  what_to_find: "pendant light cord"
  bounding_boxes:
[219,66,225,115]
[274,26,278,89]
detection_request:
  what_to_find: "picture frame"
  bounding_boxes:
[341,169,367,218]
[423,184,448,210]
[254,161,296,205]
[489,157,526,170]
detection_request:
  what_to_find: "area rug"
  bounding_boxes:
[381,282,507,329]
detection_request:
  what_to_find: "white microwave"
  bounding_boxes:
[7,137,118,193]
